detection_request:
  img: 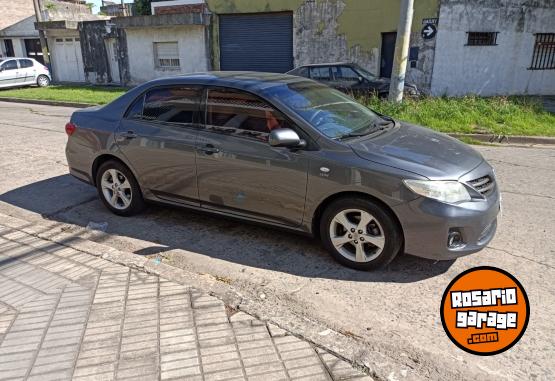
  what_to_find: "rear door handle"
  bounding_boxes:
[200,144,220,155]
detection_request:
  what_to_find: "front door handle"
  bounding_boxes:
[120,131,137,139]
[200,144,221,155]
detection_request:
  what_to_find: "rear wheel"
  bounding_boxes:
[96,161,144,216]
[37,75,50,87]
[320,197,403,270]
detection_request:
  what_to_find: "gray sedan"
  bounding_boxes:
[65,72,499,270]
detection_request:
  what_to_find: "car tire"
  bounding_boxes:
[320,197,403,271]
[96,160,145,217]
[37,75,50,87]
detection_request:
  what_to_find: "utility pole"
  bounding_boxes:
[32,0,51,67]
[388,0,414,102]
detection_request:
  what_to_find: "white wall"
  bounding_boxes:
[125,25,208,85]
[45,30,85,83]
[431,0,555,96]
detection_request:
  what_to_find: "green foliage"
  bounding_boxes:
[44,2,57,11]
[0,86,127,105]
[361,95,555,137]
[134,0,152,15]
[0,86,553,137]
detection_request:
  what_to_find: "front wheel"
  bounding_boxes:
[320,197,403,271]
[37,75,50,87]
[96,161,145,216]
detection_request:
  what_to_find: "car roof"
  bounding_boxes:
[1,57,35,60]
[294,62,354,68]
[137,71,318,94]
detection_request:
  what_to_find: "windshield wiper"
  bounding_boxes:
[337,120,394,140]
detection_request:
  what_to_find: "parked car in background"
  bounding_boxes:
[65,72,498,271]
[0,58,51,89]
[287,62,420,98]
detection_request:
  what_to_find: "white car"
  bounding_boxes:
[0,57,51,89]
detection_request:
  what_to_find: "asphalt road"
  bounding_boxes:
[0,101,553,380]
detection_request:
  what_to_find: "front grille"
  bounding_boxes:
[469,175,495,196]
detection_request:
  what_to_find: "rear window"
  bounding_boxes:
[19,59,33,68]
[143,87,202,124]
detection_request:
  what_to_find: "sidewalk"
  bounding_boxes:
[0,223,372,381]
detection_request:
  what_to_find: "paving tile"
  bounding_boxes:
[0,223,371,381]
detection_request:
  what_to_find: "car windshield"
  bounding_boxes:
[264,80,384,139]
[352,64,377,80]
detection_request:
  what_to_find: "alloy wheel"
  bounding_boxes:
[101,169,133,210]
[37,76,50,87]
[329,209,386,263]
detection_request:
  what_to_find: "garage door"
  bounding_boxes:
[219,13,293,73]
[53,37,85,83]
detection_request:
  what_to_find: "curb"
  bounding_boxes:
[0,97,95,108]
[0,211,483,381]
[448,133,555,145]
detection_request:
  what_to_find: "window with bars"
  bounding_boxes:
[154,42,180,69]
[530,33,555,70]
[466,32,498,46]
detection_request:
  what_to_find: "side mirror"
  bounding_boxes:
[269,128,306,148]
[358,76,364,83]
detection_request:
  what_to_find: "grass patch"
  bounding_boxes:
[0,85,127,105]
[363,95,555,137]
[1,86,553,137]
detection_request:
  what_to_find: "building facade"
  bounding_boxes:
[16,0,552,96]
[35,1,106,83]
[0,0,40,61]
[431,0,555,96]
[204,0,440,92]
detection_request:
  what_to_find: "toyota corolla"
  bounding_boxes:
[65,72,500,270]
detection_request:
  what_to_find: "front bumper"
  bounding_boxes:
[392,182,500,261]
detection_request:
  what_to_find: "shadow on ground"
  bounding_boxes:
[0,175,455,283]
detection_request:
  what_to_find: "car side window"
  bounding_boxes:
[297,67,309,77]
[332,66,360,81]
[205,88,290,142]
[125,95,144,120]
[19,59,33,69]
[1,60,18,71]
[143,86,202,125]
[309,67,331,81]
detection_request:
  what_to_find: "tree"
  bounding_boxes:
[134,0,152,16]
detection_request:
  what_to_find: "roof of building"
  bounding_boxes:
[0,0,35,31]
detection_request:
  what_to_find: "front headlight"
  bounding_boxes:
[403,180,471,204]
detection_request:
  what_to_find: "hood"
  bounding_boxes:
[350,122,484,180]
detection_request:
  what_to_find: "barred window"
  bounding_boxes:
[467,32,498,46]
[530,33,555,70]
[154,42,180,69]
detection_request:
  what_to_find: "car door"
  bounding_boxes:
[196,87,309,227]
[18,59,35,84]
[116,86,203,206]
[0,59,19,87]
